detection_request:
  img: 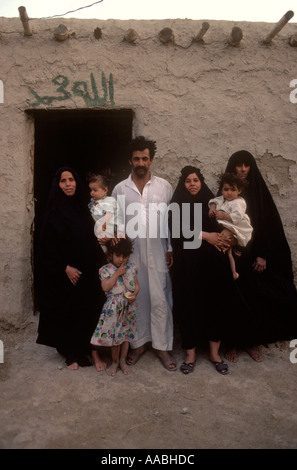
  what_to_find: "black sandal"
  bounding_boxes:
[180,361,195,374]
[210,360,228,375]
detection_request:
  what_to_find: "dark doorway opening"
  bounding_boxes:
[29,108,133,309]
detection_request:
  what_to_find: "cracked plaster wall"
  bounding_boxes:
[0,17,297,327]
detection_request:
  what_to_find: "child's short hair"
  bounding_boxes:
[218,172,247,194]
[87,169,113,192]
[107,237,133,257]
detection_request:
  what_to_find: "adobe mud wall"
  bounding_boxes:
[0,17,297,327]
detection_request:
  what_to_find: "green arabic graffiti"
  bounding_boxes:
[28,72,115,108]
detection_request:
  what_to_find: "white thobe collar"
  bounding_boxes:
[126,173,155,195]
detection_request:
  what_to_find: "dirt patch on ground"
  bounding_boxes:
[1,315,297,450]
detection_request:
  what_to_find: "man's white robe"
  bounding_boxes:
[112,174,173,351]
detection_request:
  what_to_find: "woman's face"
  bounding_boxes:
[59,171,76,196]
[235,163,251,180]
[184,172,202,196]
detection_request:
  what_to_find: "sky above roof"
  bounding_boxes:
[1,0,296,23]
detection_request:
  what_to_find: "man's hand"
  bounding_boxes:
[97,235,112,245]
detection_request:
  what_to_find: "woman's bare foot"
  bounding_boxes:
[126,345,147,365]
[120,358,132,375]
[66,362,79,370]
[92,350,107,372]
[65,355,79,370]
[105,361,119,376]
[224,348,238,363]
[246,347,264,362]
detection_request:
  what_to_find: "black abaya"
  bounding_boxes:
[170,166,256,350]
[224,151,297,346]
[36,167,106,364]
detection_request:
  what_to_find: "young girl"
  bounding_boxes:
[88,171,118,247]
[209,172,253,280]
[90,237,140,376]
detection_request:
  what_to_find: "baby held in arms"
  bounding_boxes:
[88,170,118,252]
[209,172,253,280]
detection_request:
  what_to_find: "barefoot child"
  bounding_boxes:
[209,172,253,280]
[90,237,139,376]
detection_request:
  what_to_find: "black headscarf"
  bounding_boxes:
[223,152,297,346]
[171,166,208,203]
[225,151,293,281]
[170,165,219,250]
[38,166,91,271]
[36,167,105,359]
[170,166,239,346]
[44,166,87,210]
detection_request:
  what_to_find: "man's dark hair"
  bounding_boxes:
[127,136,157,159]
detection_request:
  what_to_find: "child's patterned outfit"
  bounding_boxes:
[90,262,137,346]
[88,196,117,238]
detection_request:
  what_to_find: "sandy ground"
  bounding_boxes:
[1,314,297,451]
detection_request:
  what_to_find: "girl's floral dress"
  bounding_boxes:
[90,262,137,346]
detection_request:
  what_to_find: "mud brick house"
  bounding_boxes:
[0,13,297,326]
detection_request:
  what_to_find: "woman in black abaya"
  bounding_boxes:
[170,166,256,374]
[223,150,297,362]
[36,167,106,369]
